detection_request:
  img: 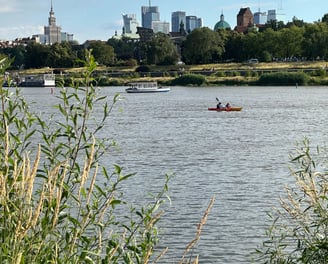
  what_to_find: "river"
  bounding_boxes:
[21,85,328,263]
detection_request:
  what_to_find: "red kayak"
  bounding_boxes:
[208,107,242,112]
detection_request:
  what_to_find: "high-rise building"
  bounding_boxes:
[254,11,267,25]
[122,14,139,35]
[267,9,285,22]
[186,16,202,32]
[171,11,186,33]
[141,6,160,29]
[152,21,170,34]
[44,1,62,44]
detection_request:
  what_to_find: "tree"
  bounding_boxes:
[243,32,262,60]
[322,13,328,24]
[146,32,178,65]
[88,40,115,66]
[302,22,328,60]
[24,43,50,68]
[182,27,224,64]
[47,42,77,68]
[222,31,245,62]
[2,45,26,69]
[260,28,281,59]
[276,26,304,58]
[107,36,136,61]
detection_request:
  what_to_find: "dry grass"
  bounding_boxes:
[179,196,215,264]
[13,61,327,76]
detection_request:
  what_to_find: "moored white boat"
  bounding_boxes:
[125,82,170,93]
[19,73,55,87]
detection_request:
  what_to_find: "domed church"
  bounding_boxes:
[214,12,231,31]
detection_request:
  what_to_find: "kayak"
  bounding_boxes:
[208,107,243,112]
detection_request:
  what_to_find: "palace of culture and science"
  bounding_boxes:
[0,1,73,47]
[33,1,73,45]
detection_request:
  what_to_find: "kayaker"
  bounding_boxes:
[217,102,224,109]
[226,102,231,109]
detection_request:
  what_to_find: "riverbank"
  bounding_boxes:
[12,61,328,86]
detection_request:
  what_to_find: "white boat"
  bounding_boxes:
[125,82,170,93]
[19,73,55,87]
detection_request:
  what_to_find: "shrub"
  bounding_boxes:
[171,74,206,86]
[260,51,272,62]
[257,71,309,86]
[215,71,226,77]
[135,65,151,72]
[255,138,328,262]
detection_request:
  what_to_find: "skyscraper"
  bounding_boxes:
[186,16,202,33]
[254,10,267,25]
[171,11,186,33]
[267,9,285,22]
[44,1,62,44]
[122,14,139,35]
[141,5,160,29]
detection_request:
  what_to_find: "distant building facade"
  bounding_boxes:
[141,6,160,29]
[235,7,254,33]
[186,16,202,32]
[44,3,62,44]
[254,11,267,25]
[152,21,170,34]
[122,14,139,35]
[267,9,285,22]
[171,11,186,33]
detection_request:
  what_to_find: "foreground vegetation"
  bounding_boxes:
[0,53,216,263]
[255,138,328,263]
[2,51,328,263]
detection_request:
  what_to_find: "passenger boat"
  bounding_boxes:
[19,73,55,87]
[208,107,243,112]
[125,82,170,93]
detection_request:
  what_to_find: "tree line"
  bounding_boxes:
[1,14,328,70]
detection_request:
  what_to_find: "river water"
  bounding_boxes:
[21,86,328,263]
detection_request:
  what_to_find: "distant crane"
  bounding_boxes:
[278,0,283,10]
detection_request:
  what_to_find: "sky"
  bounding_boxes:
[0,0,326,44]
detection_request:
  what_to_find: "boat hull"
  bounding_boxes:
[19,74,55,87]
[125,87,170,93]
[208,107,242,112]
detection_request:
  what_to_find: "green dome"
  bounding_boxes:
[214,13,231,30]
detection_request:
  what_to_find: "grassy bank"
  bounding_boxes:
[14,61,328,86]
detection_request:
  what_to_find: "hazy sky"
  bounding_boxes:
[0,0,326,43]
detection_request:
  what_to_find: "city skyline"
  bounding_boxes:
[0,0,326,43]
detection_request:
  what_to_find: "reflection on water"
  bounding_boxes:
[21,86,328,263]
